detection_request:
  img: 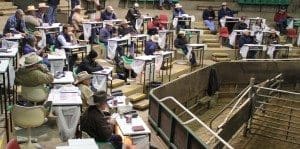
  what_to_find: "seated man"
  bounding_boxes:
[77,50,103,74]
[15,53,54,104]
[99,22,114,46]
[174,31,197,66]
[36,3,49,23]
[75,71,93,108]
[234,16,248,30]
[23,34,49,67]
[100,6,117,21]
[274,7,289,34]
[24,5,42,32]
[218,2,237,33]
[267,29,280,45]
[3,9,27,35]
[71,5,87,31]
[239,30,256,58]
[173,3,186,30]
[125,3,141,29]
[202,6,217,34]
[118,20,137,36]
[81,91,123,149]
[56,24,78,69]
[145,34,159,55]
[147,16,161,35]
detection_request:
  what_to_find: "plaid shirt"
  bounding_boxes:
[3,15,27,34]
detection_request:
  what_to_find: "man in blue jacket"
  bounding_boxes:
[239,30,256,58]
[3,9,27,35]
[145,34,159,55]
[202,6,216,34]
[100,6,117,21]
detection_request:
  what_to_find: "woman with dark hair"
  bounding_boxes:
[77,50,103,74]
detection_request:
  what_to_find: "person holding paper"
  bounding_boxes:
[3,9,27,35]
[36,3,50,23]
[81,91,123,149]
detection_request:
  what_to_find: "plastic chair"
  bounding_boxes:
[12,105,46,149]
[159,14,169,29]
[6,138,20,149]
[219,27,229,46]
[287,28,298,44]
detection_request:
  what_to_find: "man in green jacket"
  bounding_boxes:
[15,53,54,104]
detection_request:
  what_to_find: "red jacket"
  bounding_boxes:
[274,11,288,22]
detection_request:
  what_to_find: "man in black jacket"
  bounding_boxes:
[77,50,103,74]
[125,3,141,29]
[202,6,217,34]
[81,91,122,149]
[174,31,197,66]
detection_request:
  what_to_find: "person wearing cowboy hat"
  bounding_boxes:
[118,20,137,36]
[239,29,256,58]
[3,9,27,35]
[80,91,123,149]
[47,0,60,24]
[174,31,197,67]
[24,5,43,32]
[15,53,54,104]
[100,5,117,21]
[145,34,160,55]
[36,3,49,23]
[74,71,93,108]
[125,3,141,29]
[218,2,237,21]
[173,3,185,18]
[267,29,280,45]
[71,5,87,31]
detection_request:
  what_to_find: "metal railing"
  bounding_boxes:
[159,96,234,149]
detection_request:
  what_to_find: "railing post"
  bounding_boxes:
[244,78,255,136]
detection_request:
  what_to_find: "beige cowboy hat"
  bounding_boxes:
[178,30,186,35]
[33,31,42,38]
[38,3,49,8]
[222,2,227,6]
[106,6,114,11]
[87,91,108,106]
[20,53,43,67]
[26,5,38,12]
[151,34,159,43]
[134,3,139,8]
[175,3,182,8]
[74,71,92,85]
[73,5,83,11]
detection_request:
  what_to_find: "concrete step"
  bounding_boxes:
[133,99,149,111]
[202,34,218,39]
[211,52,230,58]
[212,57,232,62]
[128,93,147,103]
[113,84,143,97]
[207,43,221,48]
[108,79,125,88]
[0,10,15,16]
[203,38,219,43]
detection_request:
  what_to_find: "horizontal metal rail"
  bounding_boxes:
[253,86,300,96]
[256,101,300,111]
[240,58,300,61]
[159,96,233,149]
[255,107,300,119]
[254,113,300,126]
[251,123,300,136]
[256,94,300,103]
[252,117,300,130]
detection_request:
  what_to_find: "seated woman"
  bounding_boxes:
[15,53,54,104]
[145,34,159,55]
[77,50,103,74]
[23,34,50,67]
[174,31,197,67]
[81,91,123,149]
[75,71,93,108]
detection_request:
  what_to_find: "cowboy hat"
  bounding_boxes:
[26,5,38,12]
[38,3,49,8]
[106,6,114,11]
[16,9,25,15]
[87,91,107,106]
[21,53,43,67]
[33,31,42,37]
[74,71,92,85]
[175,3,182,8]
[151,34,159,43]
[178,30,186,35]
[134,3,139,8]
[221,2,227,6]
[73,5,83,11]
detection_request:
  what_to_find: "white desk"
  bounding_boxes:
[154,51,173,82]
[48,49,67,60]
[3,34,23,40]
[240,44,267,59]
[182,29,203,43]
[36,23,61,30]
[48,86,82,106]
[0,48,18,68]
[116,115,151,136]
[62,44,88,70]
[107,96,133,113]
[267,44,291,59]
[93,67,113,93]
[56,139,98,149]
[53,71,74,84]
[186,44,206,67]
[135,55,156,93]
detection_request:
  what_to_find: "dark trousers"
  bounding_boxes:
[247,50,257,59]
[71,0,80,9]
[182,46,196,65]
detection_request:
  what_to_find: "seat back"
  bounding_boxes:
[287,29,297,38]
[6,138,20,149]
[12,104,45,128]
[219,27,229,37]
[159,14,169,23]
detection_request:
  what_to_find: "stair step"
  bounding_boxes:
[203,39,219,43]
[133,99,149,111]
[207,43,221,48]
[211,52,230,58]
[202,34,218,39]
[128,93,147,103]
[113,84,143,97]
[108,79,125,88]
[212,57,231,62]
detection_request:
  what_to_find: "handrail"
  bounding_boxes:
[240,58,300,61]
[217,87,252,128]
[209,86,251,129]
[159,96,234,149]
[253,86,300,95]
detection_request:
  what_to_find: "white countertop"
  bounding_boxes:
[0,59,10,73]
[135,55,156,61]
[53,71,74,84]
[92,67,113,75]
[61,44,87,49]
[48,49,67,60]
[48,85,82,106]
[0,48,18,58]
[116,115,151,136]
